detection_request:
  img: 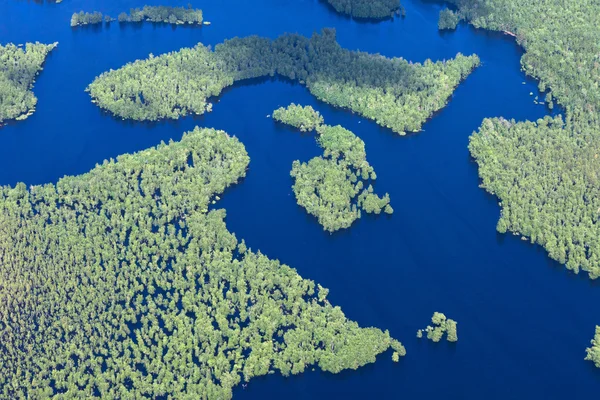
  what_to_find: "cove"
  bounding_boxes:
[1,0,599,399]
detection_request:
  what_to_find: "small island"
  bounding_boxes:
[0,42,57,125]
[87,29,479,135]
[274,104,392,233]
[71,5,204,28]
[70,11,104,27]
[117,5,203,25]
[585,326,600,368]
[417,312,458,343]
[325,0,404,19]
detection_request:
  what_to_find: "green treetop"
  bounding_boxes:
[0,42,57,125]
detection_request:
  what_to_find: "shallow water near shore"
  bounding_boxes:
[1,0,599,398]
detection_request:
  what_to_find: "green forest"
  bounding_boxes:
[0,42,57,125]
[0,127,404,398]
[71,6,203,27]
[438,9,460,30]
[117,5,203,25]
[449,0,600,279]
[70,11,104,27]
[324,0,403,19]
[273,104,392,232]
[416,312,458,343]
[585,326,600,368]
[87,29,479,135]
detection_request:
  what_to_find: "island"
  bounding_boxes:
[417,312,458,343]
[87,29,480,135]
[585,326,600,368]
[71,6,203,28]
[0,127,405,398]
[273,104,392,232]
[117,5,203,25]
[70,11,104,27]
[325,0,404,19]
[0,42,57,125]
[449,0,600,279]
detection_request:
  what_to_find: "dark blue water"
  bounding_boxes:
[2,0,599,398]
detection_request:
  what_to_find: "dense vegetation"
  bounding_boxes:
[324,0,403,19]
[438,9,460,30]
[416,312,458,343]
[117,5,203,25]
[272,104,324,132]
[469,117,600,278]
[71,6,203,27]
[585,326,600,368]
[87,29,479,135]
[70,11,104,27]
[0,127,404,398]
[449,0,600,278]
[0,42,57,125]
[274,104,391,232]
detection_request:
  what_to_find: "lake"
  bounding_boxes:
[1,0,599,398]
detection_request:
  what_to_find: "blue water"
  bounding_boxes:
[2,0,599,398]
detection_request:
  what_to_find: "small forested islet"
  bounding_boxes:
[272,104,324,132]
[417,312,458,343]
[274,104,392,232]
[117,5,204,25]
[0,127,404,398]
[71,6,203,28]
[0,42,57,125]
[324,0,404,19]
[70,11,104,27]
[87,29,479,135]
[450,0,600,278]
[585,326,600,368]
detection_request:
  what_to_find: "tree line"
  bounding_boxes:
[324,0,404,19]
[87,29,479,135]
[71,5,203,28]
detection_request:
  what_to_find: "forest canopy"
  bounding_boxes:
[417,312,458,343]
[0,42,57,125]
[87,29,479,135]
[438,9,460,30]
[274,104,392,232]
[324,0,403,19]
[71,6,203,27]
[585,326,600,368]
[450,0,600,278]
[0,127,404,398]
[117,5,203,25]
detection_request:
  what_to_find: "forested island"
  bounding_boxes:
[0,42,57,125]
[0,127,404,398]
[324,0,404,19]
[450,0,600,278]
[585,326,600,368]
[416,312,458,343]
[273,104,391,232]
[71,6,203,28]
[70,11,104,27]
[117,5,203,25]
[87,29,479,135]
